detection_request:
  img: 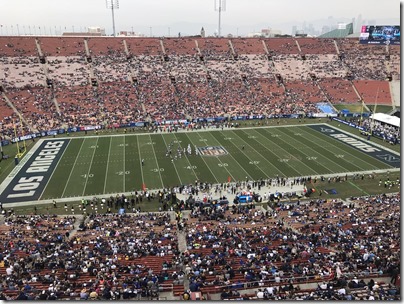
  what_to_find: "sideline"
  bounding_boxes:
[2,167,399,208]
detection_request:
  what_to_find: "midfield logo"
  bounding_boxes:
[198,146,228,156]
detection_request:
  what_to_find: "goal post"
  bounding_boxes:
[14,115,27,159]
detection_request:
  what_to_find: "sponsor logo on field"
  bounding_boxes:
[375,154,400,163]
[320,127,335,133]
[197,146,228,156]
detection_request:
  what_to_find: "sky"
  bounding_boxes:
[0,0,400,36]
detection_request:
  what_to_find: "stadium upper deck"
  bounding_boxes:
[0,37,399,136]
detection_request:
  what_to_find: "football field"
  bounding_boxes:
[0,123,399,203]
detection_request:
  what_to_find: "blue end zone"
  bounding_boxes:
[0,139,69,204]
[308,125,400,168]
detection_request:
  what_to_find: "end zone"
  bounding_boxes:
[0,139,70,204]
[309,125,400,168]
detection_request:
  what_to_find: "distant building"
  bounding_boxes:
[200,27,205,38]
[62,26,106,37]
[295,29,307,37]
[88,27,106,35]
[118,31,144,37]
[62,32,103,37]
[247,28,281,38]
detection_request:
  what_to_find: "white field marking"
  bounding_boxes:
[4,168,399,208]
[203,131,255,180]
[328,123,400,156]
[160,134,183,185]
[255,128,319,176]
[277,127,357,173]
[136,135,145,188]
[48,123,326,140]
[123,136,126,192]
[171,133,199,180]
[148,134,164,189]
[216,131,269,179]
[103,137,113,194]
[183,132,219,184]
[298,126,385,171]
[39,139,71,200]
[82,137,99,196]
[229,130,287,177]
[61,138,87,198]
[194,131,237,182]
[0,138,44,195]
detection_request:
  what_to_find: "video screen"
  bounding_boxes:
[359,25,400,45]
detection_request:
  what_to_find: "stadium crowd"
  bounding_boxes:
[0,37,400,300]
[361,118,400,144]
[0,191,399,300]
[0,37,398,141]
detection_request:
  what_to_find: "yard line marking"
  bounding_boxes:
[171,133,199,180]
[160,134,183,185]
[229,130,287,177]
[214,131,270,179]
[148,134,164,189]
[39,139,71,200]
[83,137,99,196]
[204,131,254,180]
[61,138,86,198]
[298,127,370,170]
[123,136,126,192]
[50,123,325,141]
[277,127,356,173]
[136,135,145,188]
[184,132,219,184]
[194,131,237,182]
[255,128,319,176]
[348,181,370,196]
[103,137,112,194]
[299,127,383,171]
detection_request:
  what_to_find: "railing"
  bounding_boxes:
[201,270,390,294]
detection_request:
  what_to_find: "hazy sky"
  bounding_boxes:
[0,0,400,36]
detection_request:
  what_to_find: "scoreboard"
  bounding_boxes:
[359,25,400,45]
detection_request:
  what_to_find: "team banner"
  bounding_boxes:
[359,25,400,45]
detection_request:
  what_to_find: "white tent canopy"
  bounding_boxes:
[370,113,400,128]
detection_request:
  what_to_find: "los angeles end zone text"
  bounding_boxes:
[0,140,68,203]
[309,125,400,167]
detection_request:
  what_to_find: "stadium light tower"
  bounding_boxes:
[214,0,226,37]
[106,0,119,37]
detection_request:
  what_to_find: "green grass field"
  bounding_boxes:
[367,105,394,113]
[333,104,368,113]
[28,123,395,200]
[0,120,400,215]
